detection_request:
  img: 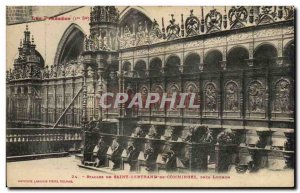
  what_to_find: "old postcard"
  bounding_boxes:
[6,6,295,188]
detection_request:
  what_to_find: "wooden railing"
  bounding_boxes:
[6,128,83,157]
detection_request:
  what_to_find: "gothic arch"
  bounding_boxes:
[120,6,152,22]
[54,23,85,66]
[184,82,198,93]
[167,83,180,93]
[119,7,153,34]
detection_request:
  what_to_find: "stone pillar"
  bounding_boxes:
[27,86,32,122]
[96,54,106,122]
[220,60,227,70]
[246,42,254,67]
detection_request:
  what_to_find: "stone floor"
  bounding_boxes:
[6,155,294,188]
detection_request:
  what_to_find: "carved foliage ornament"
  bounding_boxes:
[135,21,148,46]
[119,25,135,49]
[185,10,200,37]
[149,19,163,44]
[228,6,248,29]
[205,9,222,33]
[166,14,180,40]
[284,6,294,20]
[256,6,277,25]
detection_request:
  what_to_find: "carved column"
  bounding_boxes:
[54,83,57,123]
[82,64,88,128]
[199,49,204,72]
[45,82,49,125]
[246,42,254,67]
[62,79,66,126]
[71,76,75,127]
[27,86,32,122]
[276,39,285,66]
[96,54,106,122]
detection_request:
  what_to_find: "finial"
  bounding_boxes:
[171,14,174,20]
[190,9,194,16]
[19,39,22,47]
[26,25,28,31]
[31,35,34,43]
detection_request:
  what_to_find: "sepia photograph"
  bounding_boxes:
[5,5,295,188]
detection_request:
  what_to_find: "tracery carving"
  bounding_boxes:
[135,21,147,46]
[119,25,135,49]
[185,10,200,37]
[205,9,222,33]
[256,6,277,25]
[228,6,248,29]
[149,19,163,43]
[284,6,294,20]
[166,14,180,40]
